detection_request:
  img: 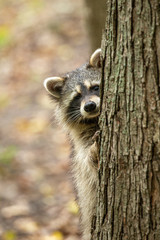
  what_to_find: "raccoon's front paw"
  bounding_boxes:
[92,130,100,142]
[90,141,99,168]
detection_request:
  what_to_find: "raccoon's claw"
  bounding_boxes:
[92,130,100,142]
[90,141,99,168]
[90,131,100,168]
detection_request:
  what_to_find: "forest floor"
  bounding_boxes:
[0,1,90,239]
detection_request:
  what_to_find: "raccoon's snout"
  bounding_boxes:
[84,101,96,112]
[80,96,100,119]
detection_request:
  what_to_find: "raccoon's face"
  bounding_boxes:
[44,49,101,126]
[65,78,100,123]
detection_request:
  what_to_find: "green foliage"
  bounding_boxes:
[2,230,17,240]
[0,93,10,110]
[0,25,11,49]
[0,146,17,165]
[28,0,44,9]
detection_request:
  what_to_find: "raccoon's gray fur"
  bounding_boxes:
[44,49,101,240]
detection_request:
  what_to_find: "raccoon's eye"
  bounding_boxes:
[90,85,99,91]
[74,93,81,100]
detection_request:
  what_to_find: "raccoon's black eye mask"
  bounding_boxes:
[90,85,99,91]
[74,93,82,100]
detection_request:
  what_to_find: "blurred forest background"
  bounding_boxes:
[0,0,94,239]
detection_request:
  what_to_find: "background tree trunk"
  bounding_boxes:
[92,0,160,239]
[84,0,106,52]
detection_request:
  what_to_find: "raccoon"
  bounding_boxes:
[43,49,101,240]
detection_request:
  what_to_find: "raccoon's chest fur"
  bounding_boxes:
[69,125,98,240]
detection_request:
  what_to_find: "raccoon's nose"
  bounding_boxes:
[84,101,96,112]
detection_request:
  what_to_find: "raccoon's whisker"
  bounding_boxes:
[66,112,81,123]
[65,110,82,125]
[66,109,80,116]
[65,109,80,117]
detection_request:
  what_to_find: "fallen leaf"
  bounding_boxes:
[67,201,79,215]
[0,93,10,110]
[0,25,11,48]
[43,231,64,240]
[51,231,64,240]
[28,0,44,10]
[2,230,16,240]
[0,146,17,165]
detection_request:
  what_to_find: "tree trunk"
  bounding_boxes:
[92,0,160,239]
[84,0,106,52]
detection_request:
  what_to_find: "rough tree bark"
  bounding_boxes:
[92,0,160,239]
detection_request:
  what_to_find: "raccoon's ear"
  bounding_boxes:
[43,77,65,99]
[89,48,101,68]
